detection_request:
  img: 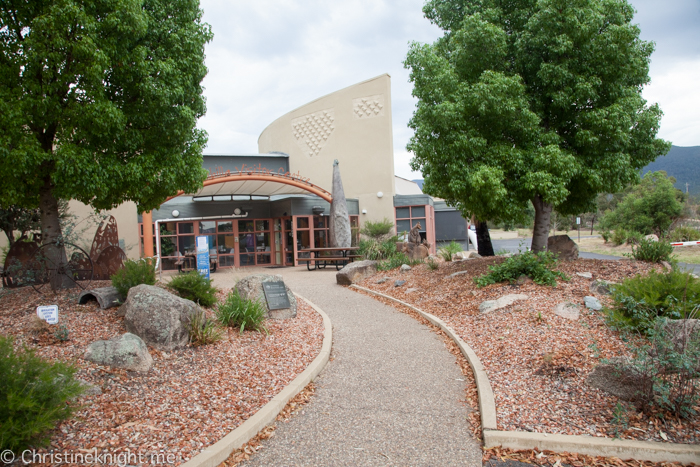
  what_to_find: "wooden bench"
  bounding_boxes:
[297,248,361,270]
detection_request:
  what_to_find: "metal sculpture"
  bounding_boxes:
[24,240,94,293]
[90,215,126,280]
[2,237,40,288]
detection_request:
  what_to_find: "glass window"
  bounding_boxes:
[239,232,256,252]
[220,256,236,267]
[255,232,270,251]
[313,216,327,229]
[297,217,309,229]
[178,223,194,234]
[217,234,235,254]
[255,220,269,232]
[296,230,310,250]
[274,219,282,231]
[396,220,411,235]
[160,222,177,236]
[396,207,410,219]
[411,206,426,218]
[160,236,176,256]
[218,221,233,232]
[256,253,272,264]
[284,218,293,231]
[199,221,216,234]
[178,236,195,255]
[412,218,426,230]
[238,220,254,232]
[314,230,328,248]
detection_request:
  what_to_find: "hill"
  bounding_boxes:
[643,145,700,197]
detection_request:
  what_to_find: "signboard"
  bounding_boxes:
[196,236,210,279]
[37,305,59,325]
[576,217,581,225]
[262,281,291,310]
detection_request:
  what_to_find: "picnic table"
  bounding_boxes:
[297,247,360,271]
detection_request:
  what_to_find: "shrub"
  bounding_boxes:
[611,228,629,246]
[216,290,268,334]
[167,271,218,307]
[358,236,399,261]
[475,251,568,287]
[0,336,85,451]
[111,258,156,297]
[601,230,611,243]
[360,218,394,239]
[625,231,643,245]
[626,238,674,263]
[376,252,424,271]
[437,241,462,262]
[607,269,700,333]
[426,257,439,271]
[187,310,224,346]
[670,226,700,242]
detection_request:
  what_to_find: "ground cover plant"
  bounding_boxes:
[360,218,394,239]
[187,310,224,346]
[626,238,674,263]
[670,225,700,242]
[376,252,423,271]
[475,251,568,287]
[111,258,156,297]
[217,289,268,334]
[167,271,218,307]
[438,241,462,262]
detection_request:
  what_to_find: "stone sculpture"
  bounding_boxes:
[329,160,352,248]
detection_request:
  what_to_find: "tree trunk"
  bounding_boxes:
[39,176,72,289]
[531,194,553,253]
[475,219,495,256]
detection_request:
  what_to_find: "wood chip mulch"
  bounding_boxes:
[0,282,324,466]
[355,257,700,451]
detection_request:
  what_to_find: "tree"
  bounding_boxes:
[0,205,40,247]
[0,0,212,287]
[600,171,684,238]
[405,0,670,252]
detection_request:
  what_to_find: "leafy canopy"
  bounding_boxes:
[405,0,669,246]
[0,0,213,213]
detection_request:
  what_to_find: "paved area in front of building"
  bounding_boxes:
[211,266,483,466]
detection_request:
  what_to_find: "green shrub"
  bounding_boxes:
[426,257,439,271]
[475,251,568,287]
[611,228,629,246]
[187,310,224,346]
[358,236,399,261]
[607,269,700,333]
[167,271,218,307]
[360,218,394,239]
[376,252,423,271]
[601,230,611,243]
[625,231,643,245]
[437,241,462,262]
[111,258,156,297]
[0,335,85,451]
[216,290,268,334]
[626,238,674,263]
[670,226,700,242]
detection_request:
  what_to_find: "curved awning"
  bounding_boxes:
[165,171,332,203]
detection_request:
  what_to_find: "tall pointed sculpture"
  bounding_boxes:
[329,160,352,247]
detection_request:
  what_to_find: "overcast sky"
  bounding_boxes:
[197,0,700,179]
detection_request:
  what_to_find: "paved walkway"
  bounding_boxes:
[211,267,482,467]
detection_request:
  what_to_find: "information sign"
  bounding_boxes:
[576,217,581,225]
[37,305,59,325]
[262,281,291,310]
[196,236,210,279]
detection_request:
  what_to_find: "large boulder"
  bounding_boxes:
[120,284,199,351]
[336,260,378,286]
[586,358,650,401]
[234,274,297,319]
[84,333,153,372]
[547,235,579,261]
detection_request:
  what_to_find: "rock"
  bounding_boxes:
[234,274,297,320]
[78,287,122,309]
[400,264,412,272]
[398,242,430,261]
[394,280,406,287]
[467,252,482,259]
[516,275,532,285]
[645,234,659,242]
[84,333,153,372]
[589,280,614,295]
[661,261,672,272]
[329,160,352,248]
[584,296,602,311]
[452,251,467,261]
[547,235,579,261]
[553,302,580,321]
[336,260,378,286]
[479,294,528,314]
[427,255,439,262]
[79,381,103,396]
[405,287,419,293]
[576,272,593,279]
[121,284,200,351]
[586,358,649,401]
[449,270,470,278]
[376,277,390,284]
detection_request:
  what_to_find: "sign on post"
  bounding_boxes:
[37,305,59,324]
[262,281,291,310]
[196,236,210,279]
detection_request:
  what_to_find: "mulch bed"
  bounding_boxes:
[0,282,324,466]
[354,257,700,449]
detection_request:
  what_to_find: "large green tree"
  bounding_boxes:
[405,0,670,252]
[0,0,212,284]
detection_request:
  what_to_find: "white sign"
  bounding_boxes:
[576,217,581,225]
[196,236,209,253]
[37,305,59,325]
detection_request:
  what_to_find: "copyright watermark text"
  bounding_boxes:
[1,448,176,465]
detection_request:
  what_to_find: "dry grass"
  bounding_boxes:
[577,236,700,265]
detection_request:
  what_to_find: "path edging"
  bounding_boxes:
[181,294,332,467]
[350,285,700,465]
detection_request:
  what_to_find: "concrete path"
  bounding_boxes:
[211,267,482,467]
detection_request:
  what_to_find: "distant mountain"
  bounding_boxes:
[412,179,424,190]
[643,145,700,197]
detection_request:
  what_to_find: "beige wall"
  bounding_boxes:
[66,200,140,260]
[258,74,396,224]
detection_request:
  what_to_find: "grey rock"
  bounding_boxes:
[328,160,352,248]
[400,264,412,272]
[586,358,649,401]
[79,381,103,396]
[234,274,297,319]
[405,288,419,293]
[547,234,579,261]
[121,284,200,351]
[468,251,482,259]
[584,296,603,311]
[645,234,659,242]
[452,252,466,260]
[661,261,672,272]
[336,260,378,286]
[515,275,532,285]
[553,302,580,321]
[449,270,470,278]
[84,333,153,372]
[78,286,122,309]
[479,294,528,314]
[376,277,390,284]
[394,280,406,287]
[590,280,614,295]
[576,272,593,279]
